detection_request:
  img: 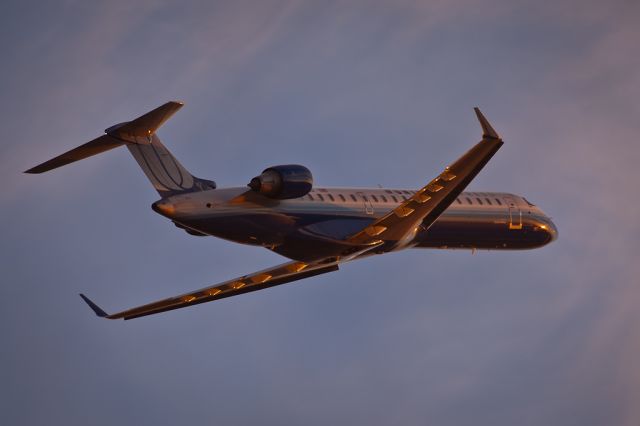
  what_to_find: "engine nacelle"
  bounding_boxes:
[248,164,313,199]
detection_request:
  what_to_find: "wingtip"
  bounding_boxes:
[167,100,185,109]
[24,164,51,174]
[79,293,109,318]
[474,107,501,140]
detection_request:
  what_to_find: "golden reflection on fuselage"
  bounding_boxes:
[155,187,558,254]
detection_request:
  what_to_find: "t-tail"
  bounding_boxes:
[24,101,216,197]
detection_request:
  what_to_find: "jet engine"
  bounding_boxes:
[248,164,313,199]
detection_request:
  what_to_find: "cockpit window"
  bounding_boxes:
[523,197,536,207]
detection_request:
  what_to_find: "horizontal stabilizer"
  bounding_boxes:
[24,135,123,174]
[106,101,184,140]
[79,294,109,318]
[24,101,186,175]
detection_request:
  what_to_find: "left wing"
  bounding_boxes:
[80,260,338,320]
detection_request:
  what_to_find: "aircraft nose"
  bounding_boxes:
[152,200,176,217]
[547,219,559,242]
[532,216,558,245]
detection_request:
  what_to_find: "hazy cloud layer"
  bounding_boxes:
[2,1,639,425]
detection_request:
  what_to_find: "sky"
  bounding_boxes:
[2,0,640,424]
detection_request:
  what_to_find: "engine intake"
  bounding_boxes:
[248,164,313,199]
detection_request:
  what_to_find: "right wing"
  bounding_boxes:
[347,107,503,247]
[80,260,339,320]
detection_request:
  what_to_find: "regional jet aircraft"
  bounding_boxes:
[26,102,557,320]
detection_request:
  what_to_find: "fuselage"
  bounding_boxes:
[153,187,558,262]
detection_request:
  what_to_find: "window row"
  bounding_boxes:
[304,191,504,206]
[457,197,503,206]
[305,193,410,203]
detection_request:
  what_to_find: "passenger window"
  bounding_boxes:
[350,194,357,202]
[466,197,472,204]
[317,194,324,201]
[328,194,335,202]
[308,194,314,201]
[456,198,462,204]
[339,194,346,202]
[371,195,378,202]
[485,198,492,205]
[380,195,387,202]
[391,195,398,202]
[476,198,483,205]
[495,198,502,205]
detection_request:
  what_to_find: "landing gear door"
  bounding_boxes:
[357,192,374,215]
[504,195,522,230]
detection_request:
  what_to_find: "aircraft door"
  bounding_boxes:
[504,195,522,230]
[357,192,374,215]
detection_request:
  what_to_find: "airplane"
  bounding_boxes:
[25,101,557,320]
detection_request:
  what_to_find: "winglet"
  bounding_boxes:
[79,293,109,318]
[474,107,501,140]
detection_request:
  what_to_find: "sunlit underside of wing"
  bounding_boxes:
[81,260,338,320]
[347,108,503,246]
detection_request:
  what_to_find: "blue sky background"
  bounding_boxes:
[2,0,639,424]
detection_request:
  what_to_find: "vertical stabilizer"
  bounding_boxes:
[106,101,216,197]
[25,101,216,197]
